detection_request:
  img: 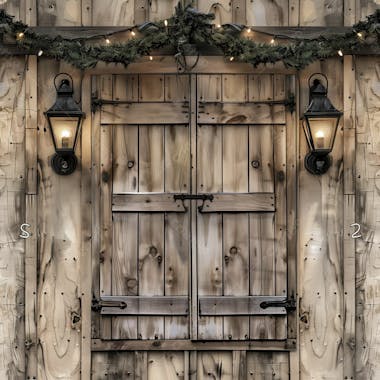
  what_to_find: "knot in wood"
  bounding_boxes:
[229,246,238,255]
[102,171,110,183]
[251,160,260,169]
[277,170,285,182]
[149,246,158,256]
[127,160,135,169]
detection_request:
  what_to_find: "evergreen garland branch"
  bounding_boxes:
[0,3,379,70]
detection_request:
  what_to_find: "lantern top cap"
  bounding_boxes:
[57,79,73,96]
[310,79,327,96]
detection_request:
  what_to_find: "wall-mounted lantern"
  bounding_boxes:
[303,74,342,175]
[44,73,85,175]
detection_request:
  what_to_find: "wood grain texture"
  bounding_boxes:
[300,0,343,26]
[355,56,380,380]
[37,0,82,26]
[91,0,134,26]
[37,60,82,379]
[298,60,344,379]
[246,0,289,26]
[0,56,25,380]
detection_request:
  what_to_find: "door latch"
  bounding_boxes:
[173,194,214,212]
[260,297,296,312]
[92,298,127,312]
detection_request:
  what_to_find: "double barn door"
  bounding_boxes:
[92,73,296,345]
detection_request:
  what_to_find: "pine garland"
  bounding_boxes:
[0,4,379,70]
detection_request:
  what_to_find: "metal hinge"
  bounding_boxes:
[260,297,296,312]
[92,298,127,312]
[173,193,214,212]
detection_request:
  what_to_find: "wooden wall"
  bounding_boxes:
[0,0,379,379]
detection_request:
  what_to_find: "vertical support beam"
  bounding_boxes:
[134,0,149,24]
[81,0,93,26]
[24,3,37,378]
[343,55,356,380]
[344,0,356,25]
[232,0,246,24]
[190,74,198,340]
[80,74,92,379]
[289,0,300,26]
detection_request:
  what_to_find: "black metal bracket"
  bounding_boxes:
[260,297,296,312]
[173,193,214,212]
[92,298,127,312]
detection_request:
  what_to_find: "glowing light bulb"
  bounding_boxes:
[105,38,111,44]
[149,56,153,61]
[216,24,221,28]
[315,130,325,148]
[61,130,71,148]
[246,27,251,33]
[164,20,168,27]
[270,38,276,45]
[229,56,234,61]
[17,32,24,39]
[338,49,343,56]
[131,30,136,36]
[357,32,363,38]
[38,50,43,56]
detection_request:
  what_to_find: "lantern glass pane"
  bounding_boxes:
[307,117,337,151]
[49,116,79,150]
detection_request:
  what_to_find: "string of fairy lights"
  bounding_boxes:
[1,5,379,70]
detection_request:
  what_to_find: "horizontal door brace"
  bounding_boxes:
[93,296,189,315]
[199,296,296,316]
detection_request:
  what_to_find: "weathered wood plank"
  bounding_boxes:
[79,73,93,379]
[199,296,290,315]
[100,296,188,315]
[92,0,134,26]
[138,213,165,339]
[99,75,113,340]
[197,352,233,379]
[246,0,289,26]
[112,214,138,339]
[101,102,189,124]
[92,339,295,351]
[300,0,343,26]
[246,352,289,379]
[200,193,275,213]
[148,352,185,380]
[37,0,82,26]
[197,103,285,124]
[112,193,186,212]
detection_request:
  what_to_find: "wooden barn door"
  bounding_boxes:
[91,73,296,347]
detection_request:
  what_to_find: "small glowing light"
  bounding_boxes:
[216,24,221,28]
[38,49,43,56]
[164,20,168,27]
[131,30,136,36]
[246,27,251,33]
[229,56,234,61]
[149,56,153,61]
[315,130,325,138]
[357,32,363,38]
[338,49,343,56]
[105,38,111,44]
[270,38,276,45]
[61,130,71,138]
[17,32,24,39]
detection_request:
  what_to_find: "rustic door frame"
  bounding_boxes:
[79,59,299,378]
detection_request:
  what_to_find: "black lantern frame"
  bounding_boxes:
[44,73,85,175]
[303,73,342,175]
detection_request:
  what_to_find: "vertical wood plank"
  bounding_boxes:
[24,52,37,380]
[299,60,344,380]
[197,1,232,25]
[147,352,184,380]
[289,0,300,26]
[99,75,113,339]
[112,214,138,339]
[164,119,190,338]
[246,352,289,379]
[79,73,92,379]
[134,0,149,24]
[344,0,356,25]
[197,352,233,380]
[232,351,247,380]
[343,55,356,380]
[197,75,223,340]
[91,0,134,25]
[274,75,287,340]
[246,0,289,26]
[139,75,165,101]
[232,0,246,24]
[299,0,344,26]
[148,0,178,22]
[37,0,82,26]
